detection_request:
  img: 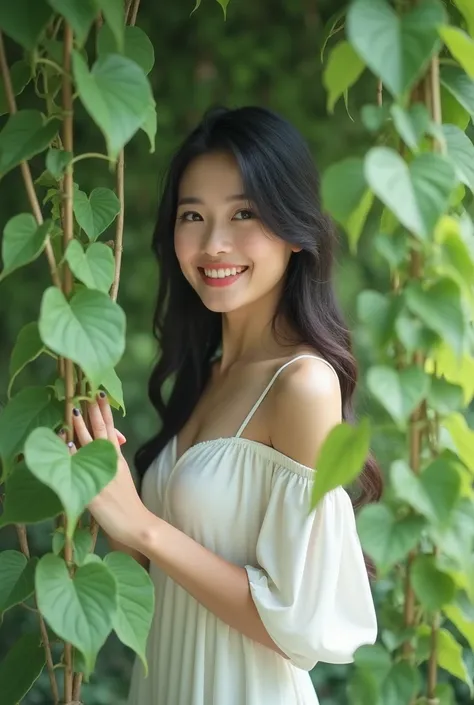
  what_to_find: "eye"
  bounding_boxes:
[233,209,256,220]
[178,211,203,222]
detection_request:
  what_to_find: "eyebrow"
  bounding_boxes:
[177,193,248,206]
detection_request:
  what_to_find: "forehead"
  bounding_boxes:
[178,152,244,197]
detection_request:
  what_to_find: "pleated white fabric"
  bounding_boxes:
[127,356,377,705]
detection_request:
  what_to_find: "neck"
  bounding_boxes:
[218,286,296,371]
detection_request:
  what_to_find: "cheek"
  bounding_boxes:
[174,229,195,269]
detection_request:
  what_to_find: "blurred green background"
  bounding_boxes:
[1,0,464,703]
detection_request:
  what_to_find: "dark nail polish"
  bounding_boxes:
[99,391,106,398]
[73,408,80,416]
[59,428,65,435]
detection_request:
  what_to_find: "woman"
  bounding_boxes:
[70,106,381,705]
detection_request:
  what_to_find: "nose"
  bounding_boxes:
[202,222,232,257]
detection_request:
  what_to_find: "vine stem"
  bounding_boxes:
[61,23,75,705]
[15,526,60,704]
[0,31,61,289]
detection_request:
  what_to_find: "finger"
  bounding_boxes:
[87,401,108,441]
[67,441,77,455]
[72,407,93,446]
[96,391,120,449]
[116,430,127,445]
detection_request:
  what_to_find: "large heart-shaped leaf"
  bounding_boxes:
[312,418,371,507]
[24,428,117,536]
[0,1,51,49]
[104,552,154,672]
[35,554,117,676]
[39,287,126,388]
[417,626,473,690]
[0,214,51,282]
[381,662,421,705]
[367,365,430,428]
[323,40,365,113]
[405,279,466,356]
[0,461,63,526]
[73,187,120,241]
[443,124,474,193]
[322,157,373,252]
[364,148,456,240]
[8,322,45,398]
[441,66,474,121]
[72,52,152,159]
[0,631,45,705]
[97,25,155,75]
[357,503,425,574]
[440,26,474,79]
[0,111,59,178]
[65,240,115,293]
[347,0,445,97]
[0,387,63,473]
[411,555,456,611]
[46,0,97,45]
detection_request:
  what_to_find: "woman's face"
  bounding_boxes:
[174,151,299,314]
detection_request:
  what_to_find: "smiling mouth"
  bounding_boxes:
[198,266,249,287]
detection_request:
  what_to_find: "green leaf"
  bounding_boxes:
[73,186,120,241]
[46,148,73,180]
[434,215,474,298]
[24,428,117,536]
[440,26,474,79]
[432,341,474,406]
[312,418,371,507]
[97,25,155,75]
[367,365,430,428]
[35,554,117,676]
[411,555,456,611]
[104,552,154,673]
[442,124,474,193]
[454,0,474,38]
[320,7,346,62]
[141,99,157,153]
[0,61,31,116]
[0,551,37,618]
[346,0,445,98]
[357,503,425,574]
[375,228,409,268]
[364,147,456,240]
[347,669,380,705]
[0,631,45,705]
[353,643,392,683]
[99,368,126,414]
[65,240,115,293]
[418,626,473,690]
[98,0,124,51]
[38,287,126,389]
[381,662,421,705]
[8,323,45,398]
[0,387,63,471]
[0,111,60,178]
[0,460,63,526]
[53,527,93,566]
[395,310,439,354]
[443,412,474,473]
[321,157,372,252]
[444,603,474,651]
[427,377,464,415]
[190,0,202,14]
[405,279,466,357]
[216,0,230,19]
[0,0,51,49]
[0,214,51,282]
[323,40,365,113]
[72,52,152,160]
[441,83,470,130]
[390,103,430,152]
[441,66,474,122]
[46,0,97,45]
[357,290,399,347]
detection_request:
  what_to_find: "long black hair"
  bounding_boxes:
[135,106,382,509]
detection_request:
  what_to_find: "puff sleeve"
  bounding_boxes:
[245,466,377,671]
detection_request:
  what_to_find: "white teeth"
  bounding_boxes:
[203,266,246,279]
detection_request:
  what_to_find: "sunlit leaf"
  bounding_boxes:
[323,40,365,113]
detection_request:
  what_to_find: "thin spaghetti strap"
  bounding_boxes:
[235,354,338,438]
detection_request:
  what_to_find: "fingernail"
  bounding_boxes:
[99,391,106,399]
[58,428,66,435]
[73,408,80,416]
[67,441,74,448]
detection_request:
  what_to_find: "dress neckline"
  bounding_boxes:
[170,435,317,480]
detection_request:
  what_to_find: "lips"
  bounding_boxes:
[198,266,249,288]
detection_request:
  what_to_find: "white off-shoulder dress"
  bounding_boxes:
[127,355,377,705]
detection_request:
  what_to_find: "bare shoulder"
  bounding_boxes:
[268,356,342,469]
